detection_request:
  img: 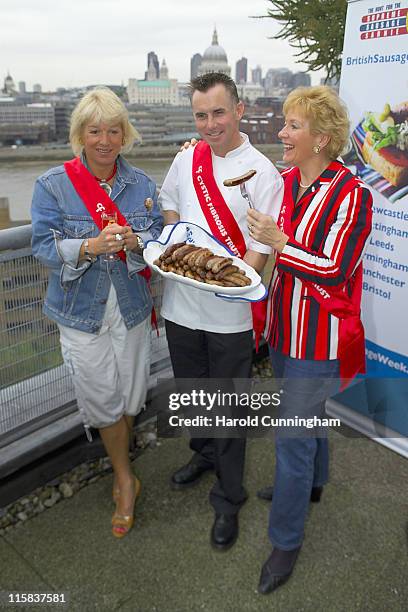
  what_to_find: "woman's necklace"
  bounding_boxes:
[299,180,312,189]
[94,163,117,197]
[93,163,117,183]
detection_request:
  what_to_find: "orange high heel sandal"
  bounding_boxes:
[111,476,141,539]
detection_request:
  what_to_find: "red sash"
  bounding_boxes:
[192,141,266,350]
[64,157,157,330]
[278,164,366,389]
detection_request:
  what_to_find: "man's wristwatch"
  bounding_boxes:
[83,238,97,262]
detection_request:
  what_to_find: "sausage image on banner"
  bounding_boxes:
[361,101,408,187]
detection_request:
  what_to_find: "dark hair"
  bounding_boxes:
[189,72,239,104]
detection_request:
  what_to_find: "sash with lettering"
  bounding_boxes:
[64,156,157,331]
[192,140,266,350]
[277,162,366,389]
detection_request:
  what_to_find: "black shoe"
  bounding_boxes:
[170,459,213,490]
[257,485,323,503]
[310,486,323,502]
[210,513,238,550]
[258,546,301,594]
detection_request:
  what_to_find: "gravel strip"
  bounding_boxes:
[0,422,159,536]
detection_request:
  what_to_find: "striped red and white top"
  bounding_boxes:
[265,162,373,361]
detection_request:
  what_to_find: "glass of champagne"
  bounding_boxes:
[101,212,120,261]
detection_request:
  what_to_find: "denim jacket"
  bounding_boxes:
[31,155,163,333]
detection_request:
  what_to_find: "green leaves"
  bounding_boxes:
[261,0,347,81]
[363,110,399,151]
[373,128,399,151]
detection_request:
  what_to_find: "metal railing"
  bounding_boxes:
[0,224,171,454]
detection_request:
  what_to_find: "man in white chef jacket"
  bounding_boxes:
[159,72,283,550]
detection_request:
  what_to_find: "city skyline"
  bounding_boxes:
[1,0,325,91]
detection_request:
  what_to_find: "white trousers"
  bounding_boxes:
[58,286,151,430]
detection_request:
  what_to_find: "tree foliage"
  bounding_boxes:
[262,0,348,81]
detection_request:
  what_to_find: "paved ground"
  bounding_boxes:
[1,431,407,612]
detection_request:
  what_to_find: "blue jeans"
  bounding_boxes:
[268,348,340,550]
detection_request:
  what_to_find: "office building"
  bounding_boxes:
[251,65,262,85]
[0,101,55,144]
[235,57,248,84]
[293,72,311,87]
[190,54,202,80]
[128,60,182,106]
[237,82,265,103]
[264,68,294,96]
[146,51,159,80]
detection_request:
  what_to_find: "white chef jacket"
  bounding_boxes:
[158,134,284,333]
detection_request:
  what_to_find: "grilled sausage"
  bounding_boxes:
[194,249,214,268]
[223,273,251,287]
[172,244,197,262]
[181,246,200,262]
[205,279,225,286]
[215,265,239,280]
[160,242,186,260]
[187,248,207,267]
[223,169,257,187]
[211,258,233,274]
[156,242,252,289]
[205,256,228,271]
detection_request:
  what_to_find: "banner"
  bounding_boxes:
[334,0,408,444]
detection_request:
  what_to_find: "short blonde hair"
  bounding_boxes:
[69,87,140,156]
[283,86,350,159]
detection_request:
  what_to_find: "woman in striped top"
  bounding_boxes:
[247,86,373,594]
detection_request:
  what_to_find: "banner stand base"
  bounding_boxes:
[326,398,408,459]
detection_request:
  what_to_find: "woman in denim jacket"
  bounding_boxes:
[31,87,163,538]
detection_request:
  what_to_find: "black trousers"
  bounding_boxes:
[165,319,253,515]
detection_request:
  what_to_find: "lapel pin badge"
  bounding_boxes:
[144,197,153,211]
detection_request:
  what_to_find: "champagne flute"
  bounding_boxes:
[101,212,120,261]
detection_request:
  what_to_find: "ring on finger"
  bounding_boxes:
[115,233,122,241]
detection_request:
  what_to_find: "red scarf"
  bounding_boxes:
[192,141,266,350]
[278,163,366,389]
[64,157,157,330]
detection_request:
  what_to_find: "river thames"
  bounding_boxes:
[0,143,283,225]
[0,158,173,223]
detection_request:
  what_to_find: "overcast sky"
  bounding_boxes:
[1,0,325,91]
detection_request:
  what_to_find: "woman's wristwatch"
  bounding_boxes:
[83,239,97,262]
[134,234,144,252]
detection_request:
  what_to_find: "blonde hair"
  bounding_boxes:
[283,86,350,159]
[69,87,140,155]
